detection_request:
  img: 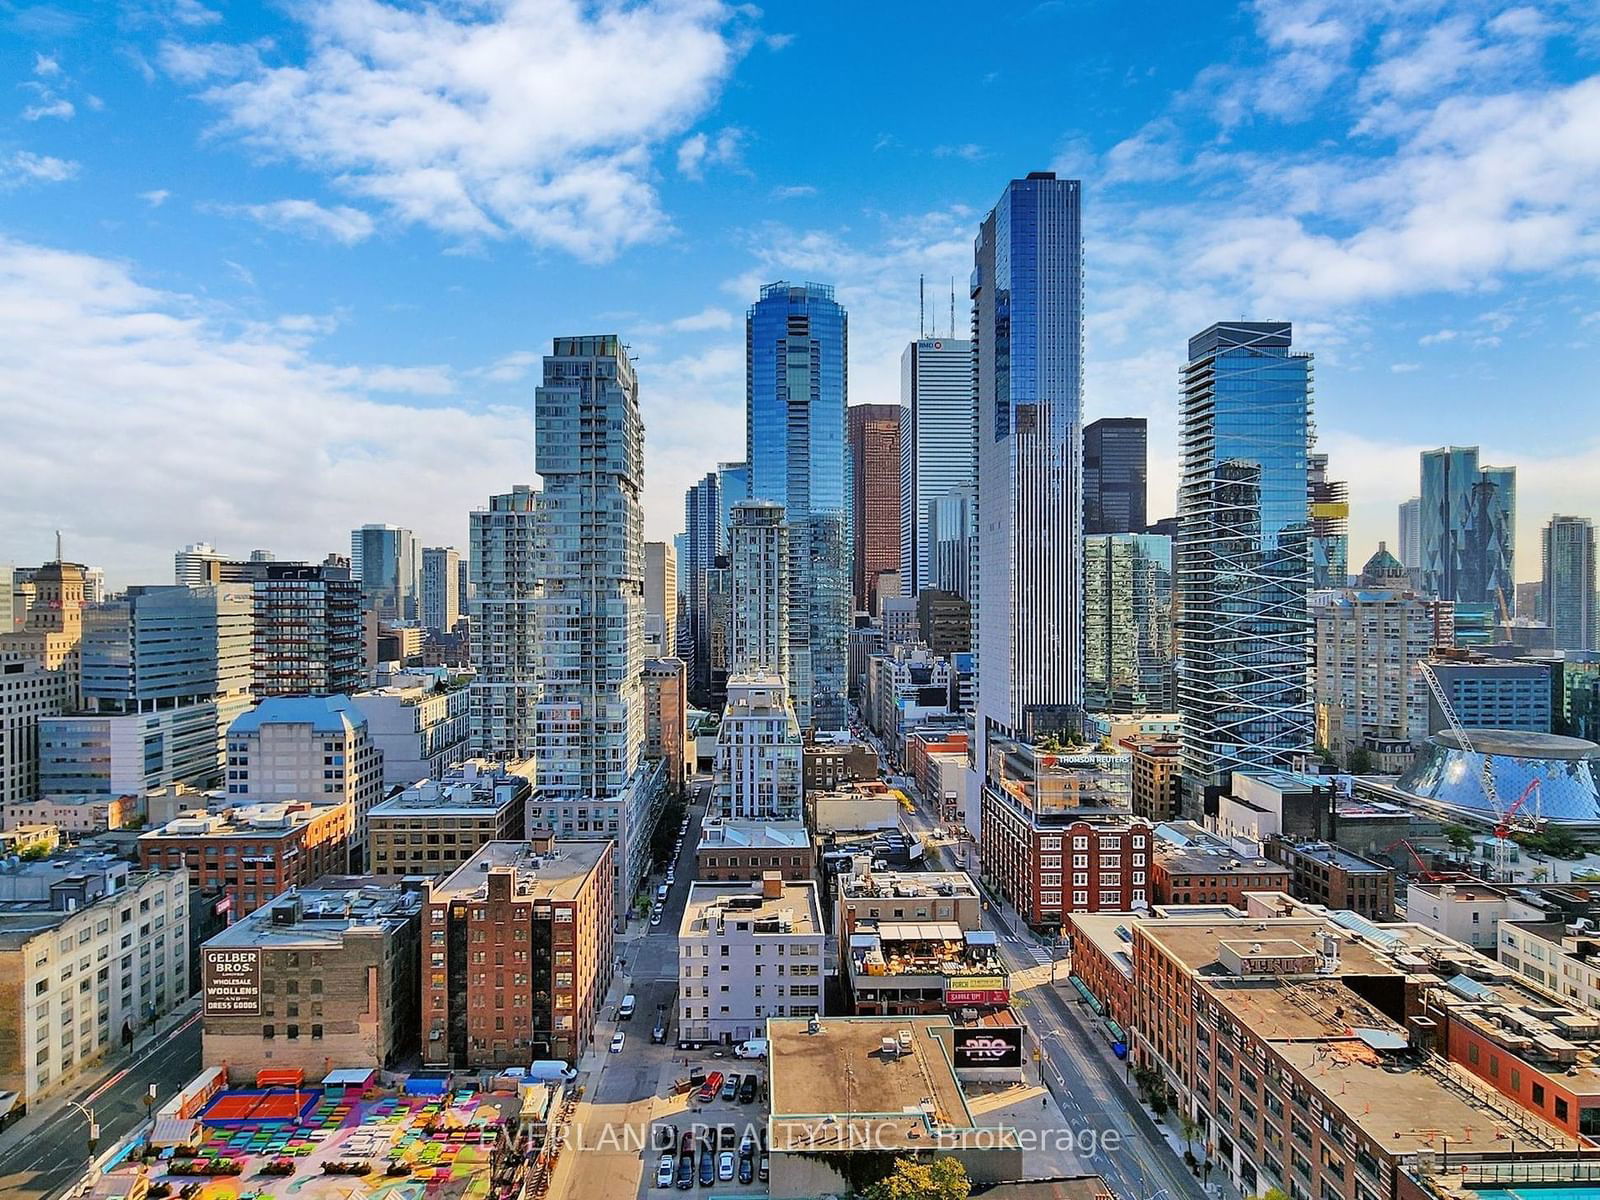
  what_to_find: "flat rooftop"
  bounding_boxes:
[369,781,519,819]
[140,803,341,839]
[204,885,421,949]
[1273,1039,1575,1153]
[767,1016,987,1151]
[696,819,810,851]
[1138,917,1396,978]
[1278,840,1390,873]
[839,870,979,901]
[1065,914,1137,979]
[680,881,822,937]
[1201,975,1400,1042]
[430,840,609,903]
[1410,882,1511,902]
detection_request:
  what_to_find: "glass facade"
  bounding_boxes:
[1082,417,1147,535]
[745,281,849,729]
[1176,321,1313,797]
[1084,533,1173,713]
[1307,451,1349,589]
[682,471,721,701]
[469,484,540,759]
[1399,731,1600,826]
[1419,446,1516,609]
[847,403,901,612]
[899,337,975,597]
[973,173,1084,756]
[1543,515,1597,652]
[350,524,421,621]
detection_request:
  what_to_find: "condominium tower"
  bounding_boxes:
[1419,446,1516,611]
[728,499,788,678]
[1543,515,1598,652]
[1175,321,1314,805]
[469,485,540,760]
[746,281,850,730]
[351,524,421,622]
[421,546,462,635]
[682,471,721,702]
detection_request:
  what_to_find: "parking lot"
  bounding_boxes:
[639,1048,771,1197]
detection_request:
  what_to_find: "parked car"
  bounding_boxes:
[718,1124,736,1148]
[717,1152,735,1182]
[737,1153,754,1185]
[610,1031,626,1053]
[651,1018,668,1044]
[676,1154,694,1190]
[680,1130,696,1154]
[695,1072,723,1103]
[650,911,662,926]
[720,1073,739,1101]
[758,1155,769,1182]
[739,1130,756,1156]
[738,1074,758,1104]
[656,1154,675,1187]
[733,1038,767,1059]
[698,1149,715,1188]
[654,1124,677,1151]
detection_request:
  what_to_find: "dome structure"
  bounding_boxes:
[1396,729,1600,829]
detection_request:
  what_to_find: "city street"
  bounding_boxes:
[0,1011,202,1200]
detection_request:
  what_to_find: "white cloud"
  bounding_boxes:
[474,350,541,383]
[770,184,816,200]
[677,126,746,179]
[1,151,79,186]
[932,143,987,162]
[140,188,171,207]
[1418,328,1457,345]
[0,236,530,585]
[163,0,753,261]
[22,96,75,121]
[33,53,61,77]
[1390,361,1420,372]
[645,306,736,334]
[229,199,377,245]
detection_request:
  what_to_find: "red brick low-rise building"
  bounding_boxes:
[1149,821,1293,908]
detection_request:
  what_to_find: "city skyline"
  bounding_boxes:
[2,3,1597,585]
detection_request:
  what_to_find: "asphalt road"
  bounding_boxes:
[0,1011,203,1200]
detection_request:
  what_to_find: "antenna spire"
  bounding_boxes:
[949,276,955,339]
[918,274,925,340]
[54,530,62,564]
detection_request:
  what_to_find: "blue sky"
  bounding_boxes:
[1,0,1597,587]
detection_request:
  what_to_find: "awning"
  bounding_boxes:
[322,1068,376,1088]
[1104,1017,1128,1043]
[1068,975,1105,1015]
[150,1117,198,1148]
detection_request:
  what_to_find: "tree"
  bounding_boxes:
[1442,823,1476,852]
[860,1157,971,1200]
[1262,1188,1292,1200]
[1345,747,1374,773]
[1179,1112,1201,1153]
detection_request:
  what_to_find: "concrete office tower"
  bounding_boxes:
[1084,533,1174,714]
[972,173,1085,769]
[0,554,86,808]
[530,335,658,928]
[682,471,721,701]
[1544,515,1598,652]
[728,499,789,677]
[82,567,106,606]
[746,281,850,730]
[1312,549,1443,772]
[899,336,974,599]
[717,461,750,548]
[421,546,462,635]
[1398,496,1422,574]
[1419,446,1516,611]
[469,485,540,760]
[928,487,976,600]
[251,559,363,698]
[41,584,254,795]
[712,674,803,821]
[1308,452,1350,589]
[351,524,421,622]
[1176,321,1313,805]
[174,542,223,587]
[225,695,384,867]
[644,540,677,657]
[456,556,472,623]
[1083,417,1148,535]
[848,403,901,614]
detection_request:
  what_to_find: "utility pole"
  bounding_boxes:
[64,1100,99,1156]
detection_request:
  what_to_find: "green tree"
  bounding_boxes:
[1179,1112,1201,1153]
[860,1157,971,1200]
[1345,747,1373,773]
[1441,824,1476,852]
[1261,1188,1293,1200]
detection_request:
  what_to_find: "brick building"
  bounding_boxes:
[802,741,879,794]
[1127,734,1181,822]
[138,802,354,917]
[1149,822,1293,908]
[367,759,530,876]
[422,839,613,1067]
[1263,838,1397,919]
[695,820,813,883]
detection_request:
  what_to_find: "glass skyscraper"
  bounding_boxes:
[350,523,420,621]
[1176,321,1314,802]
[973,172,1084,754]
[746,281,849,730]
[899,337,975,597]
[1308,452,1350,589]
[1419,445,1516,610]
[1084,533,1173,713]
[1543,515,1598,652]
[682,471,721,701]
[1082,417,1147,534]
[847,403,901,613]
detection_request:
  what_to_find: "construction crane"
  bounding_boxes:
[1417,660,1543,881]
[1384,837,1471,884]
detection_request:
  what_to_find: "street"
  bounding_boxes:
[0,1012,202,1200]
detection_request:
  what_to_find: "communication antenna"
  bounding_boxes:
[919,274,925,339]
[949,277,955,339]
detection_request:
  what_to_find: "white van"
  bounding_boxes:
[618,994,637,1020]
[656,883,669,902]
[733,1038,768,1059]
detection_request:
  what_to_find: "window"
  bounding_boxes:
[1557,1097,1570,1122]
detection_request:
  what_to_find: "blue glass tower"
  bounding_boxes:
[1176,321,1314,803]
[745,281,849,729]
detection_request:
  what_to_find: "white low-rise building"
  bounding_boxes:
[678,875,824,1045]
[713,673,802,821]
[352,672,471,787]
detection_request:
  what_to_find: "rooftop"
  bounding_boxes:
[838,869,978,901]
[140,802,346,840]
[680,881,822,938]
[696,819,810,852]
[1139,916,1397,978]
[848,925,1003,979]
[428,840,610,903]
[1065,913,1137,979]
[203,884,423,950]
[370,778,522,820]
[1275,839,1392,874]
[1154,822,1289,877]
[767,1016,988,1151]
[229,695,366,736]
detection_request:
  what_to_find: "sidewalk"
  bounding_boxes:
[0,993,202,1150]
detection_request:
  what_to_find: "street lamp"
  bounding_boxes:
[64,1100,99,1155]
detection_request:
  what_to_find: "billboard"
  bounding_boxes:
[944,974,1009,1007]
[203,948,262,1016]
[951,1026,1023,1069]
